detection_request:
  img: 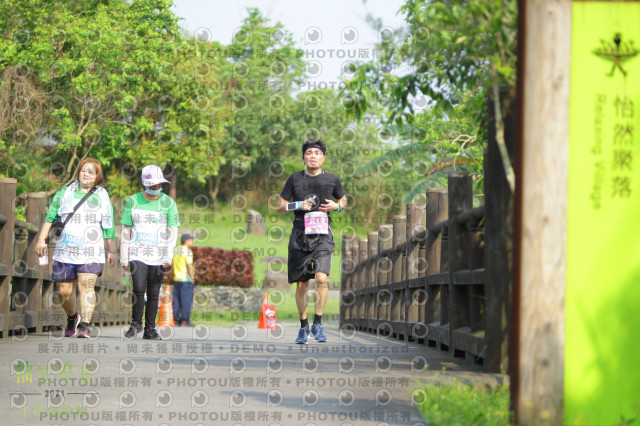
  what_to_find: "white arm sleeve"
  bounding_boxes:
[120,225,132,266]
[164,226,179,265]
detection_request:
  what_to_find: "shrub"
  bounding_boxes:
[165,246,254,288]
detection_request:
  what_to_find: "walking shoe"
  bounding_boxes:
[65,313,81,337]
[295,327,310,344]
[77,322,91,338]
[124,322,143,338]
[311,323,327,343]
[143,328,162,340]
[183,322,195,327]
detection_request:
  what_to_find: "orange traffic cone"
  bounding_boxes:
[258,293,277,329]
[157,285,175,327]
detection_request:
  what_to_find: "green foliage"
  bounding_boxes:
[342,0,517,199]
[208,8,306,205]
[415,380,511,426]
[0,0,223,193]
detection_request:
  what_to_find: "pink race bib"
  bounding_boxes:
[304,211,329,235]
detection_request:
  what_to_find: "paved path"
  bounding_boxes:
[1,322,504,426]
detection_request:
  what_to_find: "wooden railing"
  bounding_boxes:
[340,89,515,371]
[0,179,131,339]
[340,174,488,361]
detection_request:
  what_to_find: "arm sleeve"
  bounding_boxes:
[163,226,179,265]
[279,174,294,201]
[333,176,345,200]
[102,194,116,239]
[120,225,132,266]
[120,196,133,226]
[44,188,66,222]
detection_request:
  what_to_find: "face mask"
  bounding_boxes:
[145,187,162,196]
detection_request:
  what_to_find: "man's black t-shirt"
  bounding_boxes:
[280,170,345,229]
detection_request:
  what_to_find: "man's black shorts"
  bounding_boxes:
[287,227,335,283]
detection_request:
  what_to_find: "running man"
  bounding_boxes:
[276,137,346,344]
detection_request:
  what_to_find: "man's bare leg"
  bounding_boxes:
[295,280,310,321]
[313,272,329,316]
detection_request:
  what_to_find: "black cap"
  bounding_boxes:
[181,233,193,244]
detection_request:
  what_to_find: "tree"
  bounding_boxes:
[206,8,306,209]
[0,0,225,197]
[342,0,517,199]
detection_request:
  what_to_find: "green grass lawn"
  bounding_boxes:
[175,201,344,288]
[191,289,340,328]
[414,380,511,426]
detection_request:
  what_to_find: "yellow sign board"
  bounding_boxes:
[567,2,640,423]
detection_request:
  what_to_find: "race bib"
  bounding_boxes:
[61,233,84,248]
[304,211,329,235]
[135,232,159,246]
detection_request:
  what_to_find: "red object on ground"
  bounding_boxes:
[157,285,175,327]
[258,293,277,329]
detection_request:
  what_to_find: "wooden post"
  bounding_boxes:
[447,172,473,356]
[348,239,358,325]
[0,178,17,338]
[377,224,393,324]
[512,0,570,422]
[425,189,448,327]
[356,237,367,330]
[485,87,517,373]
[440,224,450,330]
[25,193,47,332]
[405,203,426,341]
[391,215,406,337]
[366,231,378,332]
[340,235,354,327]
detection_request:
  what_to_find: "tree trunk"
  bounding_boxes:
[208,175,220,212]
[168,166,177,200]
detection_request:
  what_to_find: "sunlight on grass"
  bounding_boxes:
[414,380,511,426]
[191,289,340,328]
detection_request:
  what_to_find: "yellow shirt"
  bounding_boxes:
[172,246,193,282]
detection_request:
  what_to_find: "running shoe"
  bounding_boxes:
[124,321,143,338]
[143,328,162,340]
[77,322,91,338]
[311,323,327,343]
[65,313,81,337]
[295,327,310,344]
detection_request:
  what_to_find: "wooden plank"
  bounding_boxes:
[427,322,450,348]
[407,277,425,289]
[512,0,570,422]
[426,272,449,286]
[452,269,485,285]
[451,326,486,357]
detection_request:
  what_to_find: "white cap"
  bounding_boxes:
[141,165,170,187]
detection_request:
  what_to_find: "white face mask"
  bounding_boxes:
[145,187,162,196]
